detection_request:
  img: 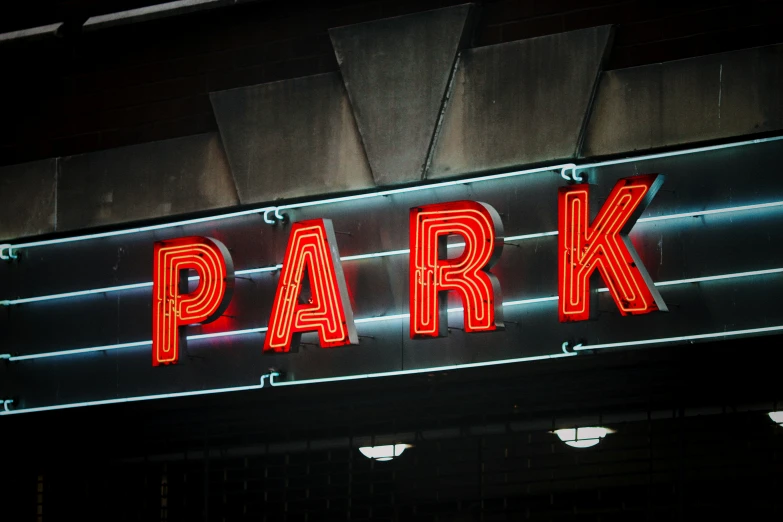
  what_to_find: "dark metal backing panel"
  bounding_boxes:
[1,139,782,411]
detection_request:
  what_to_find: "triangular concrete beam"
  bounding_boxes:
[428,26,614,179]
[329,4,476,186]
[210,73,375,204]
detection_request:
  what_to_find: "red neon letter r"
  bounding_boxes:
[410,200,504,338]
[558,174,667,322]
[152,236,234,366]
[264,219,357,352]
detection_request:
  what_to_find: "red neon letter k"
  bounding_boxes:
[558,174,667,322]
[152,236,234,366]
[410,200,504,338]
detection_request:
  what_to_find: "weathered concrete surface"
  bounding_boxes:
[329,5,475,186]
[428,26,613,179]
[583,44,783,157]
[0,159,57,240]
[58,133,237,231]
[210,72,374,203]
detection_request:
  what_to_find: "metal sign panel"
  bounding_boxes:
[1,138,782,414]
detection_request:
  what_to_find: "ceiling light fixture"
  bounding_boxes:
[553,427,614,448]
[358,444,412,461]
[768,411,783,425]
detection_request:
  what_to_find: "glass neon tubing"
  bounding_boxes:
[4,266,782,362]
[5,134,782,255]
[3,164,567,255]
[5,318,783,415]
[274,135,783,214]
[6,205,277,252]
[574,324,783,351]
[0,351,574,416]
[571,135,783,174]
[4,197,783,307]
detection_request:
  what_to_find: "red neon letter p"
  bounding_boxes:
[264,219,357,352]
[410,200,504,338]
[558,174,667,322]
[152,236,234,366]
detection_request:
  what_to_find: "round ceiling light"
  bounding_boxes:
[553,427,614,448]
[358,444,412,461]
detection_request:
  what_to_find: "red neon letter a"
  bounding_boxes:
[152,236,234,366]
[558,174,667,322]
[264,219,357,352]
[410,200,504,338]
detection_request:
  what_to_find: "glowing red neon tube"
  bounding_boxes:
[152,236,234,366]
[264,219,357,352]
[558,174,667,322]
[410,200,504,338]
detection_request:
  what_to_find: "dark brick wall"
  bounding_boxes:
[2,337,783,520]
[9,413,783,521]
[0,0,781,168]
[478,0,783,68]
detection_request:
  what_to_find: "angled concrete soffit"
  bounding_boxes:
[582,44,783,157]
[428,25,614,179]
[210,72,375,204]
[0,159,57,241]
[57,133,238,232]
[3,26,783,241]
[329,4,476,186]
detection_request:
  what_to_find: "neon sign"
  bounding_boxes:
[410,201,504,338]
[4,135,783,415]
[152,236,234,366]
[558,174,667,322]
[143,175,668,364]
[264,219,357,352]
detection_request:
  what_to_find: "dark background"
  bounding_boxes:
[1,0,783,167]
[2,337,783,520]
[2,1,783,520]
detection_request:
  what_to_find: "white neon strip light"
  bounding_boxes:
[187,326,267,340]
[575,325,783,352]
[5,266,781,362]
[237,265,283,276]
[503,296,559,306]
[0,282,155,305]
[7,318,783,414]
[4,165,564,254]
[354,313,411,324]
[572,135,783,174]
[638,201,783,223]
[506,231,559,241]
[0,351,574,416]
[0,382,269,415]
[596,267,783,292]
[9,340,153,361]
[341,249,411,261]
[275,137,783,215]
[275,165,565,214]
[7,205,276,251]
[6,197,783,307]
[270,352,574,387]
[5,329,272,361]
